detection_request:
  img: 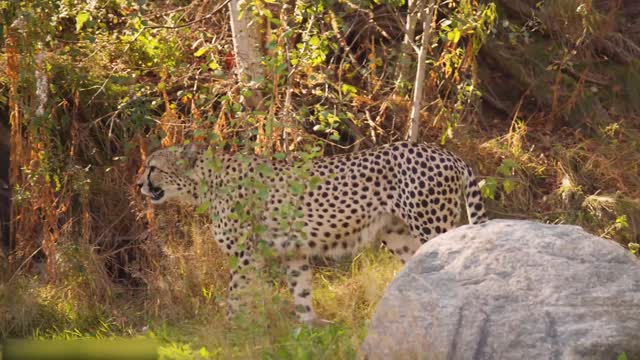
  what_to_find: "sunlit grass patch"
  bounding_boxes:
[153,321,361,360]
[313,250,402,327]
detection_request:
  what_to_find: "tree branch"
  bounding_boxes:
[408,0,437,143]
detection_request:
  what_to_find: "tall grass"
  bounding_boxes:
[1,213,401,359]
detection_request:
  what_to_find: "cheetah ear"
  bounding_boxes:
[183,142,202,169]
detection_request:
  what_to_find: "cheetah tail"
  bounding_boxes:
[463,167,489,225]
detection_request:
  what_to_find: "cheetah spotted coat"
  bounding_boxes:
[137,141,488,323]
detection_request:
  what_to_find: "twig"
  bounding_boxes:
[88,0,230,104]
[341,0,394,40]
[343,117,375,148]
[147,0,229,30]
[8,246,43,284]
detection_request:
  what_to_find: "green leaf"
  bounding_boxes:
[309,176,323,190]
[256,163,274,177]
[199,347,210,358]
[617,353,628,360]
[76,12,90,32]
[207,158,222,172]
[447,28,461,43]
[497,158,519,177]
[196,202,209,214]
[193,47,207,57]
[294,220,306,231]
[309,35,321,47]
[254,223,268,234]
[340,83,357,98]
[615,215,629,229]
[229,255,239,270]
[480,177,498,200]
[289,181,304,196]
[279,220,290,231]
[273,152,286,160]
[502,178,517,194]
[453,29,461,43]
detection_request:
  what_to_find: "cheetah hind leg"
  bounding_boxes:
[284,257,331,326]
[378,219,422,264]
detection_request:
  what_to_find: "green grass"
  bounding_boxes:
[1,250,401,360]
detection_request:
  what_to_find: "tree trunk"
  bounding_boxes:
[395,0,419,92]
[407,0,436,143]
[228,0,264,110]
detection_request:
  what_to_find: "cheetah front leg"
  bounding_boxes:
[226,249,256,320]
[284,257,318,325]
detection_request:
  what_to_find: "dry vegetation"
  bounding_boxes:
[1,0,639,358]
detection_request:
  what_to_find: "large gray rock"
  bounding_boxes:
[361,220,640,360]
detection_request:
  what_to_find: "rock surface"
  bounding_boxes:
[360,219,640,360]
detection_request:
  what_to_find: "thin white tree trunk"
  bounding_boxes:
[35,43,48,116]
[228,0,263,109]
[408,0,436,143]
[396,0,419,90]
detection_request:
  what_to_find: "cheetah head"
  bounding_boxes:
[136,143,202,205]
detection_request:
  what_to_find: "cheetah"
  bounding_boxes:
[137,141,488,324]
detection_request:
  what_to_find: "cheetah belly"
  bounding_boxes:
[267,213,397,258]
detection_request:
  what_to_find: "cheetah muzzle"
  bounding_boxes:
[136,141,488,324]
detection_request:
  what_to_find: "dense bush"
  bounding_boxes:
[1,0,638,356]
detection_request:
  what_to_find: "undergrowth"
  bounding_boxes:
[1,239,401,359]
[2,0,640,358]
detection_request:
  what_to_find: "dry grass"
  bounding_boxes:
[4,0,640,358]
[2,209,403,358]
